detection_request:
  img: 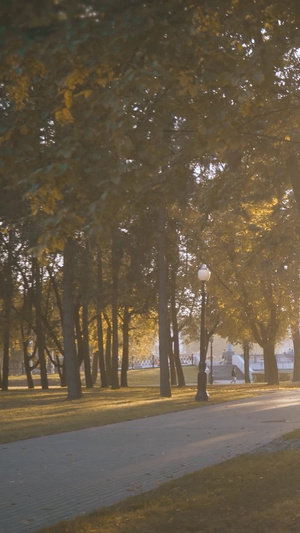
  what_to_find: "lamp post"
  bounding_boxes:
[195,264,211,402]
[209,336,214,385]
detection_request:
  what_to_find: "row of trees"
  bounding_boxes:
[1,0,300,398]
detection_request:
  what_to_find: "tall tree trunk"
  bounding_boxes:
[1,229,13,391]
[62,237,82,400]
[120,305,130,387]
[104,317,112,386]
[170,265,185,387]
[81,239,93,388]
[92,351,98,384]
[292,328,300,382]
[96,249,108,388]
[111,232,121,389]
[243,340,251,383]
[23,340,34,389]
[82,301,93,388]
[97,312,108,388]
[168,327,177,386]
[33,257,48,389]
[74,303,84,366]
[262,340,279,385]
[157,204,171,397]
[56,354,67,387]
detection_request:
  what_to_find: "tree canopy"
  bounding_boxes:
[1,0,300,394]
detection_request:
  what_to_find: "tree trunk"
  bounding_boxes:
[292,328,300,382]
[62,237,82,400]
[168,328,177,386]
[74,303,84,366]
[56,354,67,387]
[97,312,108,388]
[104,319,112,386]
[111,232,121,390]
[170,265,185,387]
[81,239,93,388]
[157,204,171,397]
[243,340,251,383]
[96,249,108,388]
[33,257,48,389]
[120,305,130,387]
[262,340,279,385]
[21,326,34,389]
[82,300,93,388]
[1,229,13,391]
[92,351,98,384]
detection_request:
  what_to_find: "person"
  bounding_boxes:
[231,366,237,384]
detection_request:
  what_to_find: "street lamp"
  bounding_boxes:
[195,264,211,402]
[209,336,214,385]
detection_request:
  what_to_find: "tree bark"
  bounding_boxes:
[111,232,121,389]
[168,327,177,386]
[81,239,93,388]
[262,340,279,385]
[20,290,34,389]
[1,229,13,391]
[33,257,48,389]
[120,305,130,387]
[243,340,251,383]
[96,248,108,388]
[74,303,84,365]
[92,351,98,384]
[62,237,82,400]
[292,328,300,381]
[170,265,185,387]
[157,203,171,397]
[82,300,93,388]
[104,317,112,386]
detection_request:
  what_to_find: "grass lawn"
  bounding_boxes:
[38,447,300,533]
[1,367,300,444]
[3,368,300,532]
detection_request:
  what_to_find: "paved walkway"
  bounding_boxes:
[1,389,300,532]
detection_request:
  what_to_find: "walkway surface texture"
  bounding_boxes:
[1,389,300,532]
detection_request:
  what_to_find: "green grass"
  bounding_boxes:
[1,367,299,444]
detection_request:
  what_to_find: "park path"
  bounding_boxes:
[1,389,300,532]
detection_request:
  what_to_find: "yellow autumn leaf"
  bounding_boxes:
[9,75,30,109]
[64,90,73,109]
[65,68,89,90]
[52,188,63,201]
[53,238,65,251]
[55,107,74,123]
[75,89,93,99]
[96,68,116,87]
[43,204,54,214]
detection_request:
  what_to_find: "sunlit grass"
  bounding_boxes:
[39,448,300,533]
[1,367,299,444]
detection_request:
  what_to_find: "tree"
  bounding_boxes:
[62,238,82,400]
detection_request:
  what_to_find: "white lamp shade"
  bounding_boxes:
[198,264,211,282]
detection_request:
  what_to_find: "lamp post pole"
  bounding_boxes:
[195,264,211,402]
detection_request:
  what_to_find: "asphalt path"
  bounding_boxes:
[1,389,300,532]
